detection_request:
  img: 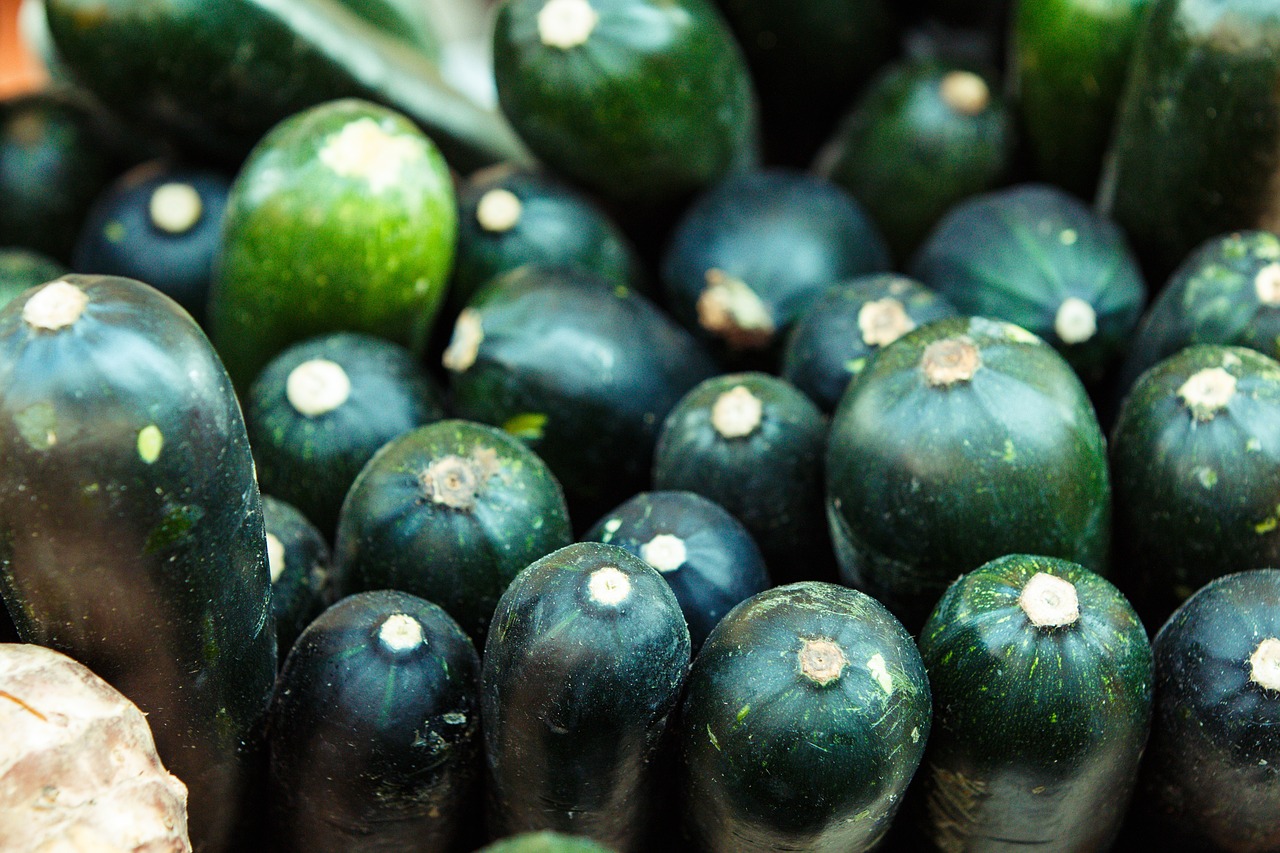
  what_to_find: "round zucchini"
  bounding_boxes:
[208,97,457,391]
[481,542,690,851]
[1137,569,1280,852]
[826,315,1112,630]
[475,832,615,852]
[267,589,481,853]
[335,419,573,643]
[262,494,333,659]
[0,247,66,311]
[0,274,276,852]
[913,554,1153,852]
[781,273,957,413]
[584,490,771,652]
[680,581,931,852]
[245,330,446,542]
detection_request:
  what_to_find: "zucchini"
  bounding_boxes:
[491,0,759,206]
[262,495,333,659]
[1098,0,1280,281]
[908,183,1148,385]
[209,98,457,392]
[781,273,957,413]
[0,274,276,852]
[826,315,1112,630]
[72,160,231,326]
[584,490,771,652]
[679,581,931,852]
[481,542,690,851]
[0,247,66,311]
[1137,569,1280,852]
[1110,344,1280,628]
[913,554,1153,852]
[661,168,890,361]
[245,330,446,542]
[335,419,573,643]
[44,0,527,171]
[267,589,481,853]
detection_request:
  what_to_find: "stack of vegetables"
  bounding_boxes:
[2,0,1280,851]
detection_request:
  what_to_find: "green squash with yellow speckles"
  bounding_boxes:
[208,97,457,392]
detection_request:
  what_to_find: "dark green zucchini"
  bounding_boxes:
[338,0,441,58]
[71,160,230,326]
[826,315,1112,630]
[781,273,957,412]
[1116,230,1280,395]
[44,0,527,171]
[0,247,66,311]
[491,0,759,206]
[661,168,890,362]
[913,554,1153,852]
[245,331,446,542]
[0,275,276,852]
[909,183,1148,385]
[451,164,646,310]
[814,57,1015,263]
[652,371,831,584]
[474,832,615,852]
[268,589,481,853]
[1110,344,1280,628]
[443,265,718,520]
[1010,0,1153,199]
[1098,0,1280,281]
[1136,569,1280,852]
[262,495,333,659]
[584,490,771,652]
[679,581,931,852]
[481,542,690,851]
[335,419,573,643]
[209,98,457,391]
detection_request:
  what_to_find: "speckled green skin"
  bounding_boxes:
[43,0,526,171]
[0,248,65,312]
[246,331,445,542]
[262,495,333,660]
[335,419,572,643]
[1011,0,1152,199]
[652,372,830,585]
[914,555,1153,853]
[475,831,615,852]
[451,165,645,311]
[815,58,1014,263]
[0,275,276,853]
[909,184,1148,385]
[492,0,759,206]
[1111,345,1280,628]
[781,273,957,413]
[209,98,457,392]
[826,316,1112,632]
[481,543,691,852]
[1137,570,1280,852]
[268,590,481,853]
[446,266,718,520]
[680,581,931,853]
[1117,231,1280,394]
[1098,0,1280,282]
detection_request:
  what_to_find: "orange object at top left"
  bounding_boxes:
[1,0,47,97]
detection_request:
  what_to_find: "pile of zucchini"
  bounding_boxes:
[3,0,1280,851]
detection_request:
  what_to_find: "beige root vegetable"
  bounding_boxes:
[0,643,191,852]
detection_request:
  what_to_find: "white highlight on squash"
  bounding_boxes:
[588,566,631,606]
[712,385,763,439]
[641,534,687,573]
[148,183,203,234]
[23,280,88,331]
[940,70,990,116]
[286,359,351,417]
[318,117,425,194]
[1178,367,1237,422]
[866,653,894,694]
[379,613,426,652]
[266,533,286,583]
[1256,263,1280,306]
[476,188,523,232]
[537,0,599,49]
[1250,638,1280,691]
[697,269,775,350]
[799,638,847,687]
[858,298,915,348]
[442,309,484,372]
[1019,572,1080,628]
[136,425,163,464]
[1054,297,1097,345]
